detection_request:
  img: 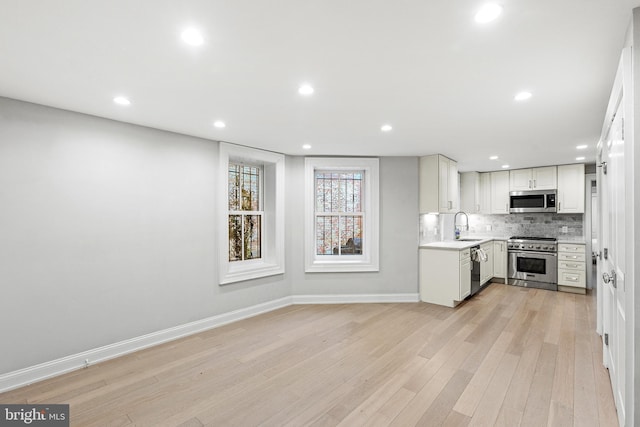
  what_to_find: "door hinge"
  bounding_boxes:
[604,248,608,260]
[604,333,609,346]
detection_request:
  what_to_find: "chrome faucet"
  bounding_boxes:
[454,211,469,239]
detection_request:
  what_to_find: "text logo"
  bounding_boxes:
[0,405,69,426]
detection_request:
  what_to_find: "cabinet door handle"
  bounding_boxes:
[558,202,561,211]
[506,203,508,212]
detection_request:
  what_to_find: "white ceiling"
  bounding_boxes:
[1,0,639,171]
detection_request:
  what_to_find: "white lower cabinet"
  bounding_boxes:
[480,242,494,285]
[493,240,507,281]
[557,243,586,294]
[420,248,471,307]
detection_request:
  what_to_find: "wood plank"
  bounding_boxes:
[467,352,519,427]
[521,342,558,427]
[454,330,514,416]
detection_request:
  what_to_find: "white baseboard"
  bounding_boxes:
[0,296,293,393]
[292,293,420,304]
[0,293,418,393]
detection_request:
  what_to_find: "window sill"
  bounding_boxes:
[305,260,379,273]
[220,261,285,285]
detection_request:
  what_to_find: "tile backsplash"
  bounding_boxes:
[419,212,584,245]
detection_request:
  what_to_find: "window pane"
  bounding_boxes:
[229,215,242,261]
[314,171,364,214]
[340,216,363,255]
[229,163,260,211]
[316,216,340,255]
[244,215,261,260]
[228,165,240,210]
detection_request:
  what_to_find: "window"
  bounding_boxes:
[219,143,285,284]
[305,158,379,272]
[228,163,262,262]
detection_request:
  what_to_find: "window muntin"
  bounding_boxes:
[314,171,364,256]
[228,164,262,262]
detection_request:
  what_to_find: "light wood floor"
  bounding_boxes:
[1,283,618,426]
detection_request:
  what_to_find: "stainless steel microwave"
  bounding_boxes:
[509,190,557,213]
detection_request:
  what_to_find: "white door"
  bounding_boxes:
[599,86,626,426]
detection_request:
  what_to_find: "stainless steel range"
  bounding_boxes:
[507,236,558,291]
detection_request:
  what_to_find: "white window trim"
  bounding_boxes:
[219,143,285,284]
[304,157,379,272]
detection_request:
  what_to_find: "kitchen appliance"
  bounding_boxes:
[470,246,482,296]
[509,190,557,213]
[507,236,558,291]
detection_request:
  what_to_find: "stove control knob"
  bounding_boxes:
[528,245,534,249]
[535,245,541,250]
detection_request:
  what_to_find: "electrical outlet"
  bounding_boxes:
[561,226,568,233]
[485,225,492,231]
[434,227,439,235]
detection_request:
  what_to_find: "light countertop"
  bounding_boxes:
[419,236,504,250]
[557,238,587,244]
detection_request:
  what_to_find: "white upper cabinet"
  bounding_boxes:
[460,172,480,213]
[460,171,491,214]
[509,166,557,191]
[557,164,585,213]
[479,172,491,214]
[490,171,510,214]
[419,154,459,213]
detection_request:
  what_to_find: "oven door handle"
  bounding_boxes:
[512,252,557,257]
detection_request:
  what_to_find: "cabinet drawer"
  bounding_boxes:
[558,252,585,262]
[460,248,470,260]
[558,244,585,253]
[558,269,586,287]
[558,260,585,271]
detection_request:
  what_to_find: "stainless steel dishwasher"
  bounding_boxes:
[470,245,481,296]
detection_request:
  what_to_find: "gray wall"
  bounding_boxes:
[0,97,419,375]
[287,156,419,295]
[0,98,291,374]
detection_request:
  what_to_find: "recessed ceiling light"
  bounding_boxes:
[213,120,226,128]
[302,144,312,150]
[576,156,585,161]
[576,144,588,150]
[113,96,131,106]
[181,28,204,46]
[501,164,510,169]
[381,124,393,132]
[475,3,503,23]
[514,91,532,101]
[298,84,314,96]
[489,155,499,160]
